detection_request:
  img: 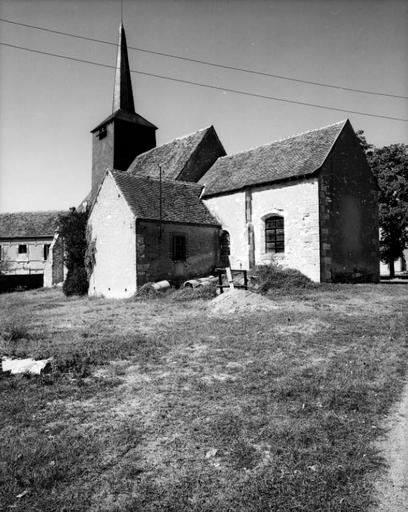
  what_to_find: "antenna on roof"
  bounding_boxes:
[120,0,124,22]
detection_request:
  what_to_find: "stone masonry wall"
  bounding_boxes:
[204,179,321,281]
[136,221,219,285]
[43,233,65,287]
[319,123,379,282]
[178,127,226,183]
[88,173,137,298]
[251,178,321,281]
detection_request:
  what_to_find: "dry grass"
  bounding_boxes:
[0,284,407,511]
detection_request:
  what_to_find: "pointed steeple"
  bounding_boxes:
[112,22,135,114]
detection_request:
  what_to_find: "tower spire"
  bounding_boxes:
[112,22,135,114]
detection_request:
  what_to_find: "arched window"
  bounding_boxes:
[265,216,284,253]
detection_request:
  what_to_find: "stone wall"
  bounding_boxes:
[251,178,321,281]
[178,126,226,182]
[319,123,379,282]
[44,233,65,287]
[204,178,321,281]
[88,173,137,298]
[136,220,219,285]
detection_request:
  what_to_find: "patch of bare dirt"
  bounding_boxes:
[371,380,408,512]
[208,289,278,315]
[274,318,330,335]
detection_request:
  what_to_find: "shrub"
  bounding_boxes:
[63,267,89,296]
[134,282,160,299]
[250,263,314,293]
[172,282,218,301]
[58,208,89,296]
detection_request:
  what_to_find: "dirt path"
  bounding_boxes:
[372,380,408,511]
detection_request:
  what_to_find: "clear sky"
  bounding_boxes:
[0,0,407,213]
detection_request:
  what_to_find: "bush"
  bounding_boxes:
[172,282,218,301]
[250,263,314,293]
[134,283,160,299]
[63,267,89,296]
[58,208,89,297]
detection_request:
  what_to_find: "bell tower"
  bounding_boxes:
[90,22,157,198]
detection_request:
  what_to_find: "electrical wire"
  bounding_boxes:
[0,41,407,122]
[0,17,407,100]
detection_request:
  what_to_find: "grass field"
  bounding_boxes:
[1,284,407,511]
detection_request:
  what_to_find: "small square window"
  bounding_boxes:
[44,244,50,260]
[172,235,186,261]
[18,244,27,254]
[97,126,107,140]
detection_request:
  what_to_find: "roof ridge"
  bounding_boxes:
[113,170,203,188]
[216,120,347,162]
[0,210,65,215]
[171,126,212,142]
[127,126,212,167]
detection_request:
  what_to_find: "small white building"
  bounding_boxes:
[0,211,65,291]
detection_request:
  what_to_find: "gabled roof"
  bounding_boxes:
[91,109,157,133]
[127,127,215,180]
[111,171,219,226]
[0,211,63,239]
[200,120,348,197]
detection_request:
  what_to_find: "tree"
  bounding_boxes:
[58,207,89,295]
[357,131,408,278]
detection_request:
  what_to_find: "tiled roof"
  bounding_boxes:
[127,127,213,180]
[111,171,219,226]
[200,120,348,196]
[0,211,63,239]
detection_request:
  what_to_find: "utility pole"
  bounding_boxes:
[159,164,162,240]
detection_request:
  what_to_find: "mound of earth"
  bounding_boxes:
[208,289,277,315]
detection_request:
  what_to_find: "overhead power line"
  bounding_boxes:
[1,17,407,101]
[1,41,407,122]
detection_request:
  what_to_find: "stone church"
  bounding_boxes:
[87,22,379,298]
[0,22,379,296]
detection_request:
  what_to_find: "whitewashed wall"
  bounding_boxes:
[203,192,248,270]
[0,239,52,275]
[88,173,136,298]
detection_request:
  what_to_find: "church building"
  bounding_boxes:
[87,22,379,298]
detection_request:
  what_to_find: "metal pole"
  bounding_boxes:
[159,164,162,240]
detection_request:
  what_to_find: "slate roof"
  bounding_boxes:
[0,211,63,239]
[200,120,348,196]
[127,127,214,180]
[111,171,219,226]
[91,109,157,133]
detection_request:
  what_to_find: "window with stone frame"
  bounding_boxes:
[265,215,285,253]
[172,235,186,261]
[18,244,28,255]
